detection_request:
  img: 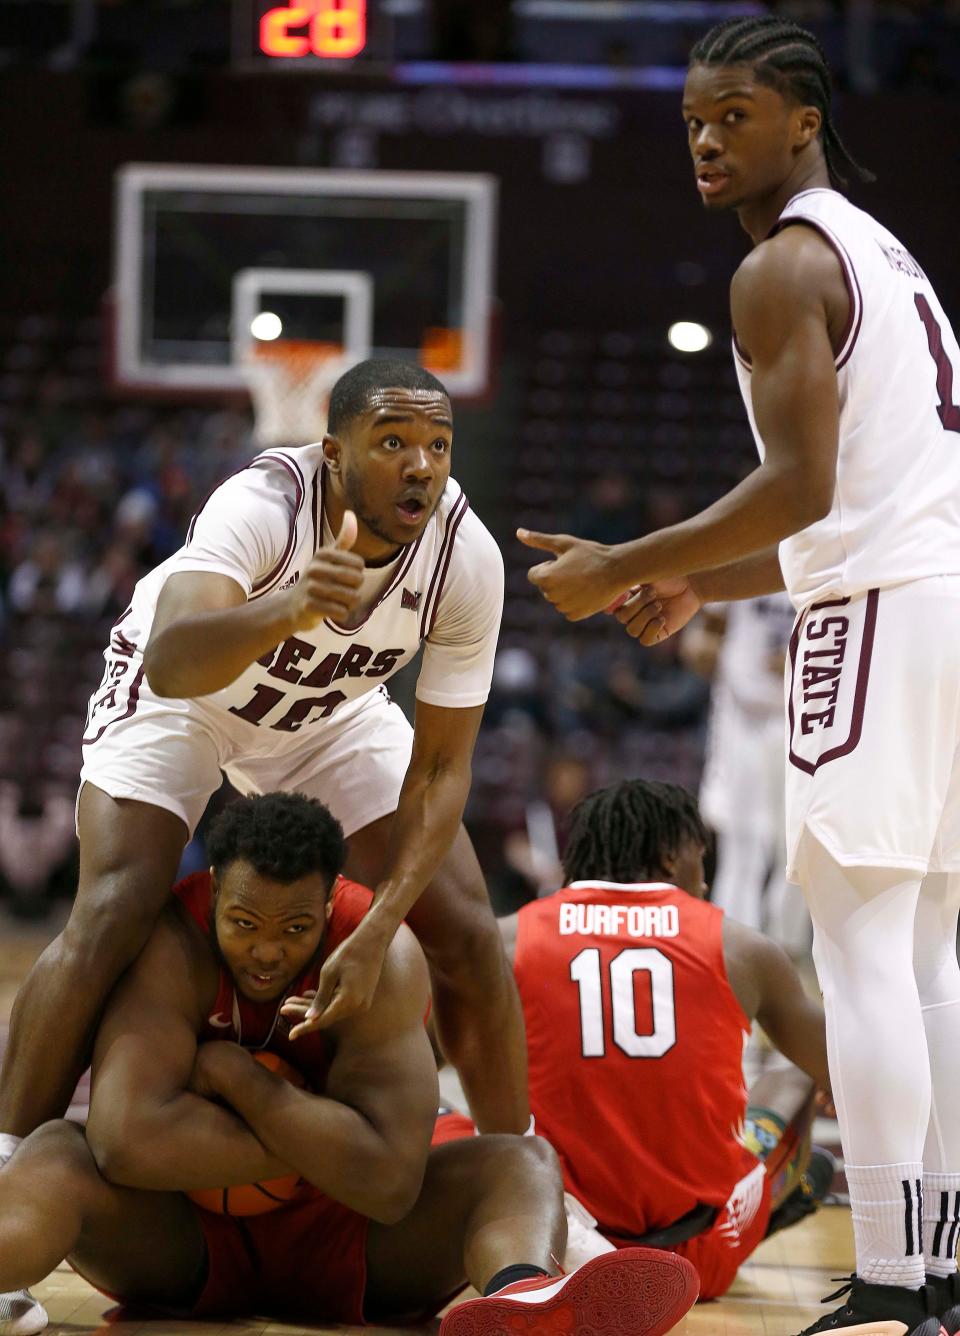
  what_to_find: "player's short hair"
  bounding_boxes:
[688,15,873,188]
[327,358,450,435]
[562,779,708,886]
[207,791,346,888]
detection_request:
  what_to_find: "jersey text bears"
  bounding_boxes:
[228,637,407,731]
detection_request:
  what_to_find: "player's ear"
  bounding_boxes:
[322,434,342,474]
[795,104,822,150]
[658,850,679,882]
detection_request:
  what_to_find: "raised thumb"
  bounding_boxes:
[335,509,358,551]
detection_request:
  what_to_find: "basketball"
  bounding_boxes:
[186,1051,307,1216]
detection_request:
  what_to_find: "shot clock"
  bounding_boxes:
[234,0,387,67]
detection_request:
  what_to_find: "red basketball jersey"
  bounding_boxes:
[173,871,372,1087]
[514,880,755,1236]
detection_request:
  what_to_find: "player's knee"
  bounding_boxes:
[483,1132,562,1188]
[20,1120,99,1188]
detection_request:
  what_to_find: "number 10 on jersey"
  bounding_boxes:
[259,0,367,59]
[570,947,677,1059]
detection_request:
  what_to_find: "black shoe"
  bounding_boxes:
[943,1303,960,1334]
[928,1273,960,1315]
[767,1146,838,1237]
[910,1320,948,1336]
[795,1275,939,1334]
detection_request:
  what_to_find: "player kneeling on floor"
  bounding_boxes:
[0,792,697,1336]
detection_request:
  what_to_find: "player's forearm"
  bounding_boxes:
[223,1074,422,1224]
[688,546,786,604]
[144,595,296,699]
[364,764,472,938]
[88,1092,289,1190]
[610,463,827,588]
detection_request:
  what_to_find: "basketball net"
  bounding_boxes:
[245,339,347,448]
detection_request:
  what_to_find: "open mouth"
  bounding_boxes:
[696,168,730,197]
[396,496,427,524]
[245,970,283,992]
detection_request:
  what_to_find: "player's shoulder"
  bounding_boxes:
[733,224,841,309]
[121,896,215,1011]
[328,875,374,942]
[247,442,324,496]
[720,913,791,1020]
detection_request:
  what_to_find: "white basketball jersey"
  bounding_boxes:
[734,187,960,608]
[90,444,502,747]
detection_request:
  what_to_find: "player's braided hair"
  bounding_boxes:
[689,15,874,188]
[207,791,346,887]
[562,779,707,886]
[327,358,449,435]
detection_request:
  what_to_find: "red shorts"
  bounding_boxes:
[669,1173,772,1300]
[432,1108,775,1302]
[77,1189,369,1323]
[192,1190,369,1321]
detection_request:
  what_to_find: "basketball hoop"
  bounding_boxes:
[245,339,347,448]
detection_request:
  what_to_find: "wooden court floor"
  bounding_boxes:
[32,1208,856,1336]
[3,914,854,1336]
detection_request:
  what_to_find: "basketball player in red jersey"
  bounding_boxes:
[493,779,833,1302]
[0,792,697,1336]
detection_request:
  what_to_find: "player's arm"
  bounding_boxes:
[366,697,482,937]
[211,925,438,1224]
[519,226,841,621]
[296,526,502,1030]
[609,548,786,648]
[85,915,290,1190]
[724,917,830,1091]
[145,510,363,698]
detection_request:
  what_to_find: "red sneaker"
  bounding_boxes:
[439,1248,699,1336]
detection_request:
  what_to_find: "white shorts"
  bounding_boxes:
[784,576,960,880]
[79,677,414,839]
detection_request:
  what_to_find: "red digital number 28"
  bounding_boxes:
[915,292,960,434]
[260,0,366,59]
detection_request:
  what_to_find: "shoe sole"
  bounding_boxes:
[440,1248,699,1336]
[801,1325,922,1335]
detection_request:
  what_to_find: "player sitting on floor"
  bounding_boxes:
[0,791,698,1336]
[492,779,835,1300]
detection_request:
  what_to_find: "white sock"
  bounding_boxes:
[0,1134,22,1166]
[846,1163,926,1288]
[923,1173,960,1278]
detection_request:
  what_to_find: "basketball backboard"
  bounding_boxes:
[112,164,497,396]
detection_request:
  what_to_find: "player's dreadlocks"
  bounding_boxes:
[562,779,708,887]
[689,15,874,189]
[327,358,449,435]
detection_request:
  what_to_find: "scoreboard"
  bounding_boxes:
[234,0,392,67]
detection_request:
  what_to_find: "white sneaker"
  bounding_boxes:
[0,1291,48,1336]
[563,1191,617,1270]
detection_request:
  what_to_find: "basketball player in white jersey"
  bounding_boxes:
[688,593,808,953]
[519,15,960,1334]
[0,359,529,1335]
